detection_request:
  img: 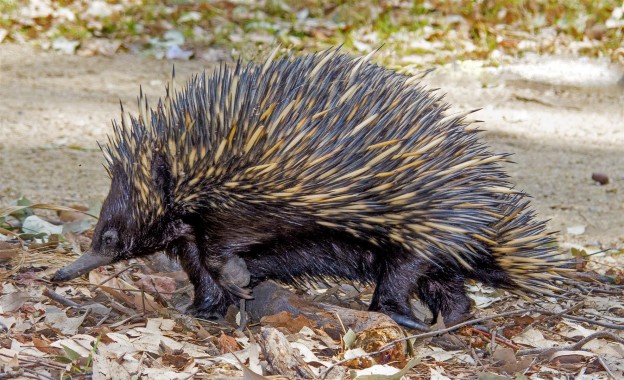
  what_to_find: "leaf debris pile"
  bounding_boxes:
[0,0,622,66]
[1,200,623,379]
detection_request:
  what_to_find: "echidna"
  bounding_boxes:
[53,49,572,330]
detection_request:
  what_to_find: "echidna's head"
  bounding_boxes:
[52,152,190,282]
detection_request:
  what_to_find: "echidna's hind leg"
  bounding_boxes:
[368,258,430,331]
[415,268,472,326]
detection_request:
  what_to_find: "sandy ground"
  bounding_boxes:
[1,43,622,249]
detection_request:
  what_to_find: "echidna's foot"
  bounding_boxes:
[386,312,430,331]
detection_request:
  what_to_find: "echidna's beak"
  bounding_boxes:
[51,251,114,282]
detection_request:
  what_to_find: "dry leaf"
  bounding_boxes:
[161,352,193,370]
[134,273,177,300]
[512,328,559,348]
[260,311,317,333]
[44,306,87,335]
[32,337,62,354]
[492,346,532,374]
[219,332,240,354]
[0,291,29,313]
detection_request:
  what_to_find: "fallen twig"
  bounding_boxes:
[577,284,624,296]
[517,331,624,356]
[95,314,110,327]
[109,314,144,328]
[527,301,585,329]
[559,314,624,330]
[107,299,136,316]
[470,326,520,350]
[98,263,140,286]
[42,287,82,308]
[22,368,55,380]
[597,355,617,380]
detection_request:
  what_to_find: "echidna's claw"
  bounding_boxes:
[223,282,254,300]
[387,312,430,331]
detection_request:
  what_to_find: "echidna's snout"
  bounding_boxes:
[52,251,115,282]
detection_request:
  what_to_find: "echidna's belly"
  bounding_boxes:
[240,229,382,285]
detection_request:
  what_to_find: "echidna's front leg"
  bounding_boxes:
[369,259,430,331]
[168,238,232,318]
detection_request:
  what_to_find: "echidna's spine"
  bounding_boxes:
[491,196,570,294]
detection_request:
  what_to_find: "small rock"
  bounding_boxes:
[566,225,586,236]
[591,172,609,185]
[51,37,80,54]
[166,45,193,60]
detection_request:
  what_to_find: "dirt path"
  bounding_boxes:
[1,43,622,249]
